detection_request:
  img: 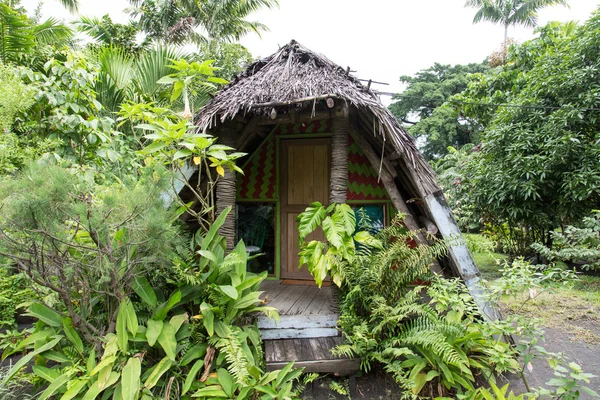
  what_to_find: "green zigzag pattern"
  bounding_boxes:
[259,139,275,199]
[348,161,377,178]
[347,181,388,199]
[244,154,260,198]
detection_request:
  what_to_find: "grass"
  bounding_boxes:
[468,234,600,344]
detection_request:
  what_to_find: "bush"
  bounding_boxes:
[532,211,600,271]
[297,204,518,398]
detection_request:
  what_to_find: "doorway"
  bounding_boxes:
[280,139,331,280]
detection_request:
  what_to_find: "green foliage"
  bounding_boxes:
[76,15,140,53]
[0,266,42,327]
[532,211,600,271]
[0,3,35,64]
[1,204,302,399]
[454,382,531,399]
[297,202,381,287]
[193,41,253,81]
[119,101,244,229]
[298,206,516,397]
[453,15,600,256]
[465,0,569,43]
[0,164,182,344]
[434,145,481,231]
[128,0,279,44]
[389,62,488,160]
[156,58,228,116]
[533,360,599,399]
[17,54,116,169]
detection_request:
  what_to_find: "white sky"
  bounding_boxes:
[21,0,600,103]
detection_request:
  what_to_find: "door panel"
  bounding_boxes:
[281,139,330,280]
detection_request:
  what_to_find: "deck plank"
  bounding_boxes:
[286,286,319,315]
[305,287,331,315]
[270,285,310,315]
[264,337,359,375]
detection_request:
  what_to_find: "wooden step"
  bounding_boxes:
[257,314,339,339]
[264,337,360,376]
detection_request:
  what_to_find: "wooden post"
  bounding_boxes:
[349,127,442,274]
[216,126,237,250]
[330,113,349,204]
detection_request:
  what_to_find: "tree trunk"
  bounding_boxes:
[216,126,237,250]
[330,117,349,204]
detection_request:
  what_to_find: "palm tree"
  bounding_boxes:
[127,0,278,44]
[465,0,569,44]
[0,3,35,63]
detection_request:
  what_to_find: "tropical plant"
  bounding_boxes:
[0,3,35,64]
[0,164,182,344]
[454,15,600,257]
[128,0,279,44]
[465,0,569,44]
[17,54,117,169]
[434,145,481,231]
[532,211,600,271]
[0,203,301,399]
[75,15,140,53]
[389,62,488,160]
[88,44,187,113]
[297,205,519,397]
[118,101,244,230]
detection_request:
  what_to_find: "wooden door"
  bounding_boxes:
[281,139,330,280]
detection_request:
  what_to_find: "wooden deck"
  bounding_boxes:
[258,280,359,375]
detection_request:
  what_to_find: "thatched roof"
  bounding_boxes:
[195,40,439,195]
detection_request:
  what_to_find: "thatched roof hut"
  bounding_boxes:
[191,40,492,373]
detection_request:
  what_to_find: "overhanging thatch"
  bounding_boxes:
[195,39,440,196]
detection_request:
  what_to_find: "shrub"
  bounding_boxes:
[532,211,600,271]
[297,204,518,398]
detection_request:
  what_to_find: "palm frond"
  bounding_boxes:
[134,42,187,99]
[55,0,79,13]
[33,18,73,47]
[74,16,111,44]
[0,4,35,64]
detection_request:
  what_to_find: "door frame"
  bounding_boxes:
[279,137,332,280]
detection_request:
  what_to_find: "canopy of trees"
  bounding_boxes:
[389,62,488,160]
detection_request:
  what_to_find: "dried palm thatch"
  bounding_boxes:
[195,39,439,195]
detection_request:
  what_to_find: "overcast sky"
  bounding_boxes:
[21,0,600,103]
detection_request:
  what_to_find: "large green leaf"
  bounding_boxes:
[182,359,204,395]
[334,204,356,235]
[116,301,129,353]
[322,214,344,249]
[180,343,208,366]
[32,365,62,383]
[152,289,182,320]
[26,303,62,327]
[200,302,214,336]
[146,319,163,347]
[121,357,141,400]
[62,317,84,354]
[218,285,239,300]
[59,379,88,400]
[297,202,326,242]
[125,300,139,337]
[131,276,157,308]
[157,322,177,361]
[3,329,53,359]
[82,371,120,400]
[37,372,70,400]
[2,336,62,384]
[143,356,172,390]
